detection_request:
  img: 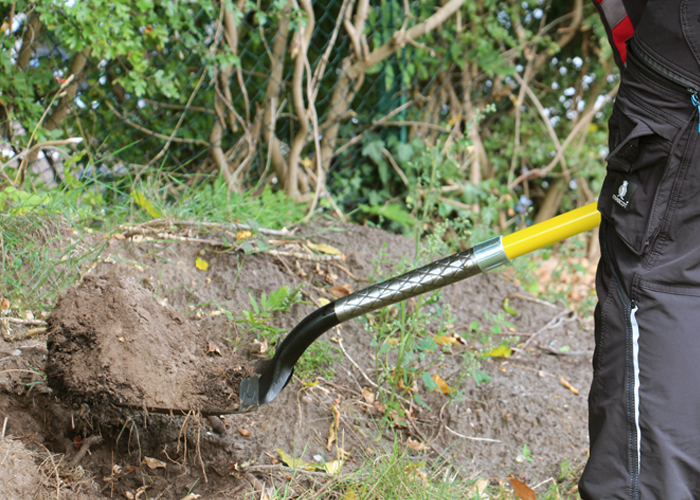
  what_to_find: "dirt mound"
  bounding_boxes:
[46,275,257,413]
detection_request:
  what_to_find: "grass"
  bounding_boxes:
[0,172,306,313]
[0,213,107,311]
[263,443,584,499]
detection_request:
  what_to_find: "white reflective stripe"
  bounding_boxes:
[600,0,627,29]
[630,304,641,476]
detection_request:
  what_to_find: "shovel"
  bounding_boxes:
[237,202,601,412]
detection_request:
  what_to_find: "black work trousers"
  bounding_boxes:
[579,51,700,498]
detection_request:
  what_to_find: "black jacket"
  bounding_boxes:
[594,0,700,86]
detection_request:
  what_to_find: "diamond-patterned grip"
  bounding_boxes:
[334,248,480,322]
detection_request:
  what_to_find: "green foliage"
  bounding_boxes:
[239,285,341,380]
[335,442,477,500]
[294,341,341,380]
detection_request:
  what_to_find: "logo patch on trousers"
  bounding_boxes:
[612,176,637,211]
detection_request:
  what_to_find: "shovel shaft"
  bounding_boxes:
[502,202,601,260]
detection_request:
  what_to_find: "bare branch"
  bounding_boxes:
[508,84,619,189]
[347,0,466,80]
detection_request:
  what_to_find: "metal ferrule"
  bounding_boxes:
[334,247,481,323]
[473,236,509,272]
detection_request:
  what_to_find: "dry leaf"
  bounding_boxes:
[252,338,268,355]
[238,429,251,437]
[277,449,316,470]
[329,284,351,298]
[236,230,252,241]
[142,457,166,470]
[207,343,222,356]
[131,190,161,218]
[326,419,337,452]
[434,335,457,345]
[307,242,342,255]
[397,377,417,392]
[467,478,490,497]
[181,494,201,500]
[560,375,580,395]
[406,437,427,452]
[327,404,340,451]
[195,256,209,271]
[0,298,9,311]
[318,297,331,306]
[432,373,451,394]
[453,332,468,345]
[509,475,536,500]
[342,490,356,500]
[324,459,343,475]
[485,345,512,358]
[362,387,375,405]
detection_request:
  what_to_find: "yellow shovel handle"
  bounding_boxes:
[501,202,601,260]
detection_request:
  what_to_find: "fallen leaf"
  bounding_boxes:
[362,387,375,405]
[509,474,536,500]
[503,297,520,315]
[251,338,268,356]
[434,335,457,345]
[236,230,252,241]
[195,256,209,271]
[342,490,356,500]
[277,449,311,469]
[329,284,351,298]
[452,332,468,345]
[130,190,161,218]
[181,494,201,500]
[324,459,343,475]
[207,343,222,356]
[318,297,331,306]
[560,375,580,395]
[142,457,166,470]
[432,372,451,394]
[467,477,490,497]
[484,345,512,358]
[0,298,9,311]
[307,242,342,255]
[327,404,340,451]
[112,233,126,241]
[406,437,427,452]
[397,377,418,392]
[238,429,251,437]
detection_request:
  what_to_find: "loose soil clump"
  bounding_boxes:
[46,275,257,414]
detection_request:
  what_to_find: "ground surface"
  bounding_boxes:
[0,218,595,499]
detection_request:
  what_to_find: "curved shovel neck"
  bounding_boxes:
[249,303,340,409]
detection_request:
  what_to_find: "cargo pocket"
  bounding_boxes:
[598,107,674,256]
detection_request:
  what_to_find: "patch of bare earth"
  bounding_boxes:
[0,219,595,498]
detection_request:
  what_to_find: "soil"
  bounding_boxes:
[0,219,596,499]
[46,275,257,413]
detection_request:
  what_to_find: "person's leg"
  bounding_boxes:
[580,57,700,499]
